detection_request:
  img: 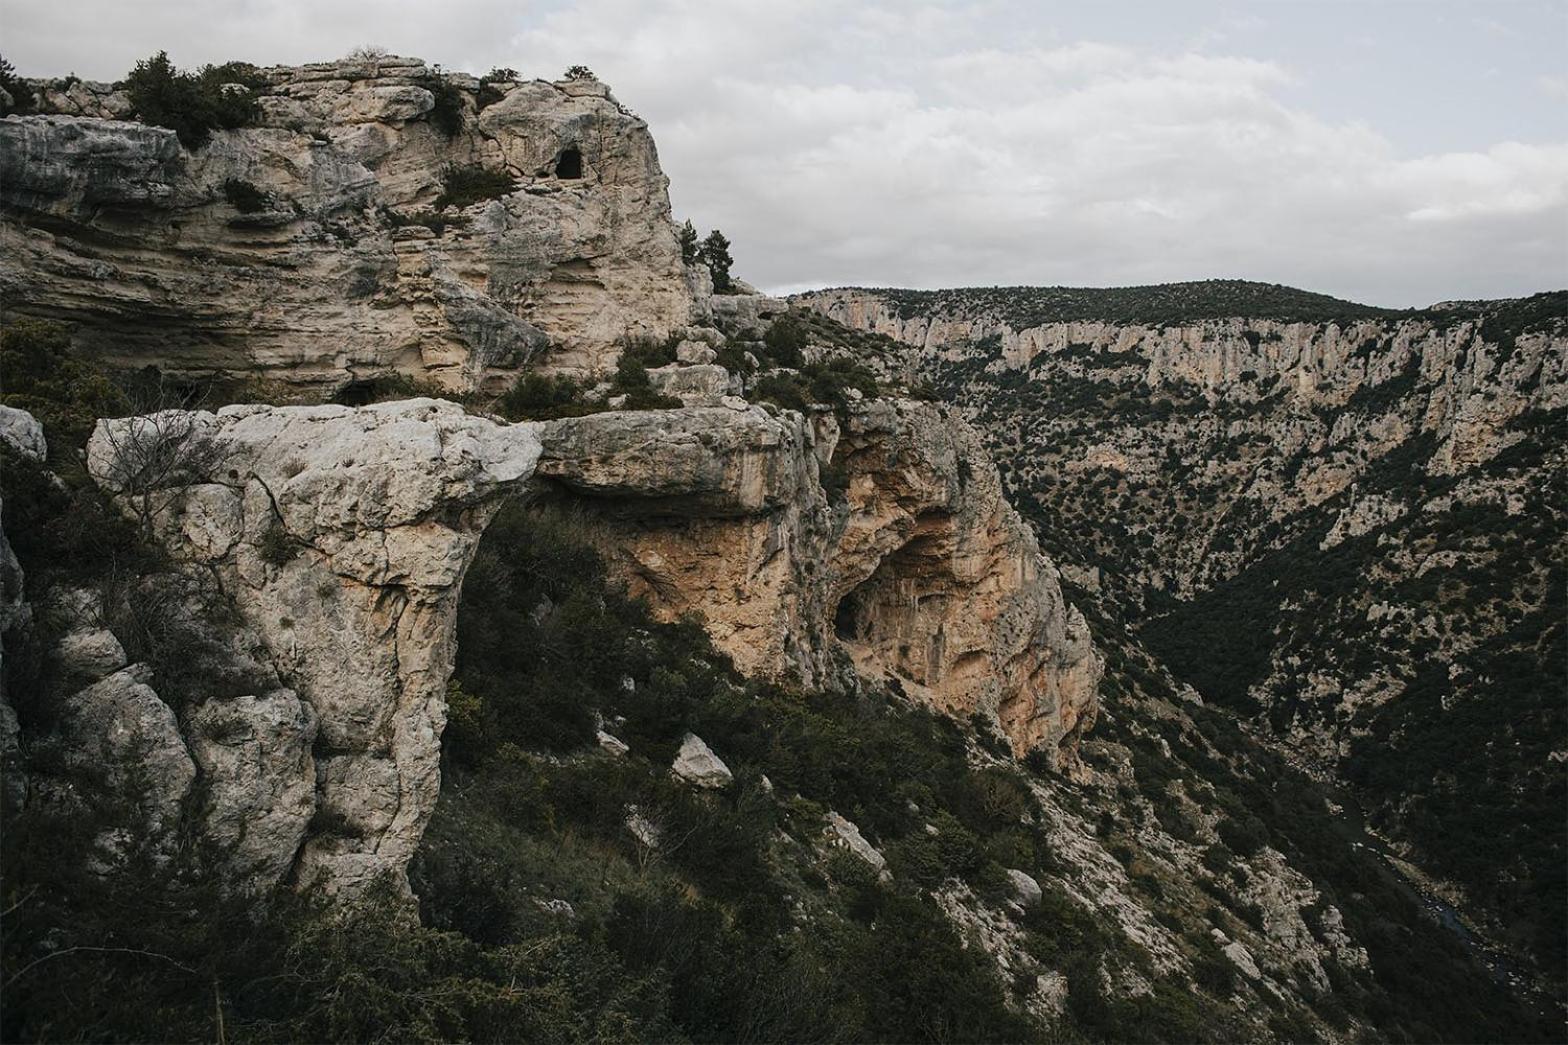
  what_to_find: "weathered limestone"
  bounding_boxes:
[87,399,542,894]
[671,733,733,789]
[538,399,1102,761]
[79,395,1098,893]
[1,60,698,396]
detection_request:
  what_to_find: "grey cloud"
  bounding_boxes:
[3,0,1563,306]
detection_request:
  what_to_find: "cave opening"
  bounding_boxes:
[555,147,583,179]
[333,380,379,406]
[834,588,862,641]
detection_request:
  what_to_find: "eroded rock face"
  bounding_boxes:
[1,60,696,396]
[88,399,542,894]
[535,399,1102,762]
[81,396,1097,893]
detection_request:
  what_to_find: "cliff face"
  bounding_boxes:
[536,399,1100,760]
[0,58,695,396]
[46,394,1096,895]
[796,283,1568,978]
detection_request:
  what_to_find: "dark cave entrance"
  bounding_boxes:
[834,588,863,641]
[555,147,583,179]
[333,380,378,407]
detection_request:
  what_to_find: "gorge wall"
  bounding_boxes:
[797,281,1568,978]
[0,57,696,397]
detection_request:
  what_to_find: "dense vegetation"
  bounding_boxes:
[2,319,1557,1042]
[858,279,1402,327]
[850,284,1568,1007]
[120,52,267,149]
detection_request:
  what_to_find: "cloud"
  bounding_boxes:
[3,0,1563,305]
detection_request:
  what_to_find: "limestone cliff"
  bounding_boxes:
[63,396,1096,894]
[534,399,1100,760]
[796,282,1568,980]
[0,58,696,396]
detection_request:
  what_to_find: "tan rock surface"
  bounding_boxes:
[1,61,697,397]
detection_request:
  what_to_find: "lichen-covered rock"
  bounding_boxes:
[824,811,888,874]
[60,666,196,838]
[1,60,698,397]
[187,690,318,888]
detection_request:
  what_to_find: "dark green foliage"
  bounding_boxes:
[221,177,271,213]
[698,229,734,293]
[494,372,595,420]
[867,278,1398,327]
[714,343,755,374]
[676,219,700,265]
[617,332,679,369]
[450,505,624,757]
[433,163,517,210]
[760,314,808,369]
[1,319,126,465]
[418,73,466,136]
[122,51,264,148]
[0,54,36,115]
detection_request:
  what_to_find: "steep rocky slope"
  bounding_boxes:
[1,51,1558,1040]
[798,281,1568,991]
[7,390,1094,897]
[0,57,696,396]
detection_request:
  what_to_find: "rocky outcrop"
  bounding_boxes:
[75,396,1097,893]
[534,398,1101,760]
[87,399,541,893]
[1,59,697,396]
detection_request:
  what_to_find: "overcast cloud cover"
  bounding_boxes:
[5,0,1565,305]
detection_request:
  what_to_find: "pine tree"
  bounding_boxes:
[699,229,734,293]
[677,220,700,266]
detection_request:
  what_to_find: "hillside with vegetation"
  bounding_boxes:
[797,284,1568,1013]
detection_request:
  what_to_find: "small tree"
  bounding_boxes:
[563,65,595,81]
[93,376,225,541]
[0,54,36,116]
[699,229,734,293]
[677,220,699,266]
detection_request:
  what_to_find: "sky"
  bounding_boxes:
[5,0,1566,306]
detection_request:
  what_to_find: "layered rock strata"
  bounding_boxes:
[1,59,695,395]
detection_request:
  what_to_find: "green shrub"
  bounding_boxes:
[494,372,596,421]
[433,163,517,210]
[122,52,263,148]
[0,319,130,468]
[760,315,808,369]
[0,54,36,115]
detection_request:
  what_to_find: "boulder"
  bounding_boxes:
[1006,868,1043,908]
[675,339,718,365]
[0,405,47,461]
[824,811,888,875]
[671,733,733,789]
